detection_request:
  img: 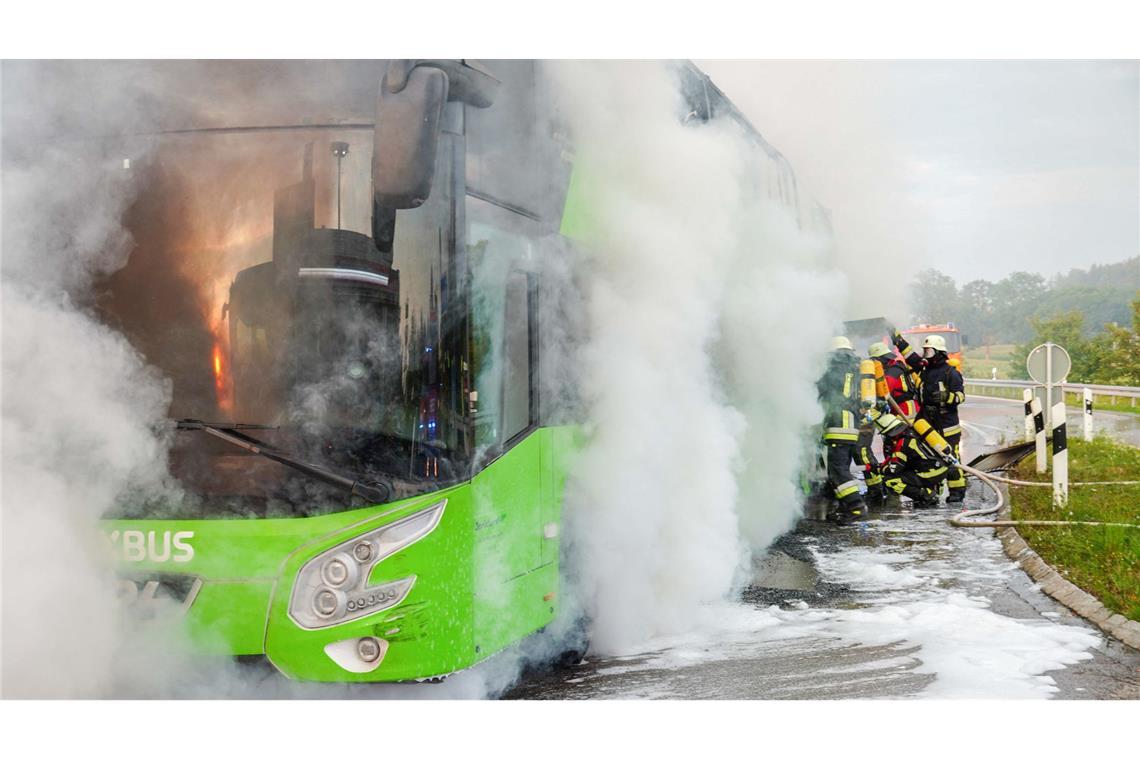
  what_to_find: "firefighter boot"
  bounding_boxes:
[946,488,967,504]
[902,485,939,508]
[829,494,867,524]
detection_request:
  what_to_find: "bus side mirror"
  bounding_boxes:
[372,64,448,209]
[372,60,500,210]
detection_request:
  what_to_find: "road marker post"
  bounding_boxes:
[1031,397,1047,474]
[1023,388,1035,443]
[1051,401,1068,508]
[1083,387,1093,442]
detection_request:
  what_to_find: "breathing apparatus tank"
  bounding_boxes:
[859,359,877,410]
[873,359,889,399]
[913,418,955,462]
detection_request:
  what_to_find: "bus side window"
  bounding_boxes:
[471,264,534,459]
[501,271,533,443]
[468,198,539,462]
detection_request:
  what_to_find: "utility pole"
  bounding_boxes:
[332,142,349,230]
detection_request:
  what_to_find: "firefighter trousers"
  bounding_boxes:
[826,442,866,512]
[855,426,882,492]
[944,432,966,499]
[883,463,947,504]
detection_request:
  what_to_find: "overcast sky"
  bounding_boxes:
[699,60,1139,286]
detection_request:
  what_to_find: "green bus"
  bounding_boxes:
[99,60,826,683]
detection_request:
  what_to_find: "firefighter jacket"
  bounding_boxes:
[882,433,949,486]
[817,349,863,443]
[876,355,920,417]
[916,353,965,438]
[883,432,941,471]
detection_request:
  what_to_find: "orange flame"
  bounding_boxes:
[159,143,282,419]
[211,338,233,414]
[181,217,270,420]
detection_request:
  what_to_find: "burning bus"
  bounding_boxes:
[83,60,829,682]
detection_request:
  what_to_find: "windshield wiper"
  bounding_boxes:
[175,419,390,504]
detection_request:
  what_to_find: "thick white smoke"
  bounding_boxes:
[550,62,848,655]
[698,60,930,304]
[1,144,180,697]
[718,201,847,553]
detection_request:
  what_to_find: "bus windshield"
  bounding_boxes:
[100,127,470,518]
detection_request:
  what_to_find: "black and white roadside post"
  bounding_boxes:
[1052,401,1068,507]
[1023,388,1035,443]
[1030,397,1047,474]
[1083,387,1093,442]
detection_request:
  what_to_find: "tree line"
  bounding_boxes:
[1006,299,1140,386]
[909,257,1138,346]
[908,257,1139,386]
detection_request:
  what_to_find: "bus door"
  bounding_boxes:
[468,196,543,582]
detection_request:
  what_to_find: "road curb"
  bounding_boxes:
[994,492,1140,651]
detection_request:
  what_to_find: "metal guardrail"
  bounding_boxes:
[964,378,1140,404]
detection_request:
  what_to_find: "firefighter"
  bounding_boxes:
[891,330,967,502]
[870,409,947,508]
[816,336,867,523]
[868,341,920,419]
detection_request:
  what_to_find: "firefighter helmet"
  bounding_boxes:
[868,341,891,358]
[922,335,948,352]
[831,336,853,351]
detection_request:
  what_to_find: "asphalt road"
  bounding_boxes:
[504,398,1140,700]
[960,394,1140,449]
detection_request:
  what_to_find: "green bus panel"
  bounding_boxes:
[185,580,274,655]
[101,426,576,682]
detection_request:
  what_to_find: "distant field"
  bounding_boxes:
[963,343,1017,379]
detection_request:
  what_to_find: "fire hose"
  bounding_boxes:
[876,396,1140,530]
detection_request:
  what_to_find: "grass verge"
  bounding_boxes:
[1009,436,1140,621]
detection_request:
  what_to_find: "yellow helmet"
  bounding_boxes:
[922,335,948,352]
[868,341,891,359]
[831,336,853,351]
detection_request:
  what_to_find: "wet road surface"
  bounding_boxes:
[505,399,1140,699]
[960,395,1140,448]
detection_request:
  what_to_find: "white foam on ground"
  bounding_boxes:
[778,595,1097,698]
[810,546,930,592]
[578,595,1098,698]
[573,506,1104,699]
[798,519,1103,697]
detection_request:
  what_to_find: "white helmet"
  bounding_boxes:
[922,335,948,352]
[831,336,853,352]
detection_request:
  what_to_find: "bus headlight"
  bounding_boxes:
[353,541,373,563]
[321,554,357,588]
[288,499,446,630]
[313,589,343,618]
